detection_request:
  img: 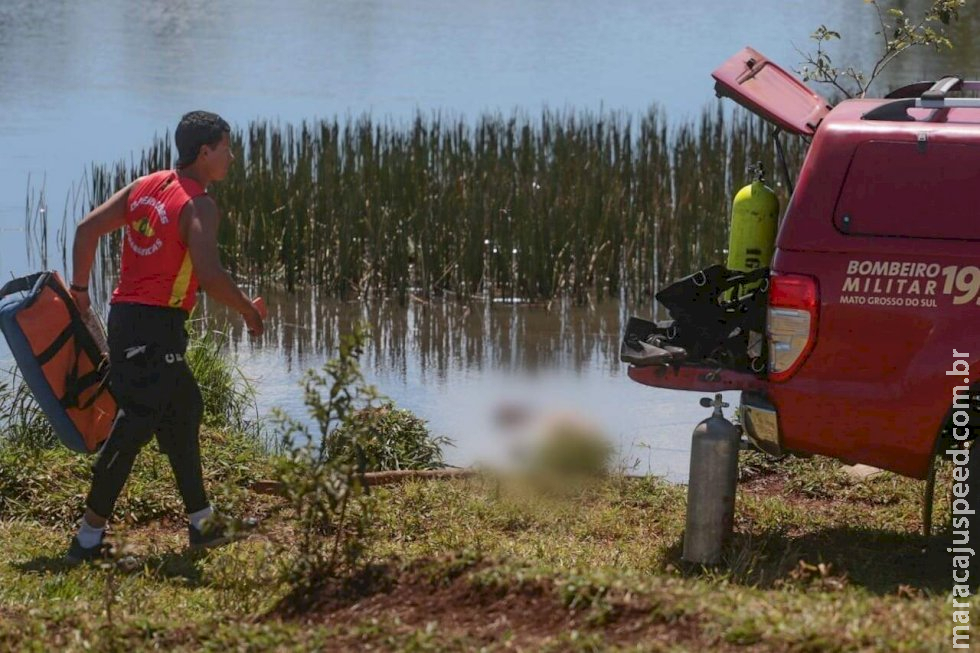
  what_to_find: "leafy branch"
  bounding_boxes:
[796,0,964,99]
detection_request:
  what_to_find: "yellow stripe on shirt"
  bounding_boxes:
[169,251,194,308]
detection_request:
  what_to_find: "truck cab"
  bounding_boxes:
[627,48,980,480]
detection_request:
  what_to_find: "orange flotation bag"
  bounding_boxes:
[0,271,117,453]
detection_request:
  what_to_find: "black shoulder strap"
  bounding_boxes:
[0,272,47,301]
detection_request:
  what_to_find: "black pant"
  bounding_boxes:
[85,303,208,519]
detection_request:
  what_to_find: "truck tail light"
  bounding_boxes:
[767,273,818,382]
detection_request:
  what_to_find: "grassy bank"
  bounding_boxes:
[62,107,807,303]
[0,322,955,650]
[0,440,955,652]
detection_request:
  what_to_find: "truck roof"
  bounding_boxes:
[823,98,980,138]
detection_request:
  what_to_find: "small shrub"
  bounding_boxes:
[271,324,380,606]
[271,323,453,607]
[330,403,451,471]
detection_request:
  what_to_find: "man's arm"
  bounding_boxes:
[70,181,136,312]
[183,196,264,336]
[72,181,134,288]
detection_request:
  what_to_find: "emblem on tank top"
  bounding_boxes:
[126,196,168,256]
[133,218,155,237]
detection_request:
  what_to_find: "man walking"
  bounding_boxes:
[66,111,264,563]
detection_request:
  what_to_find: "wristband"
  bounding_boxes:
[70,283,88,293]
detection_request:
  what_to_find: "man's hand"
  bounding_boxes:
[252,296,267,320]
[243,304,264,338]
[70,287,91,314]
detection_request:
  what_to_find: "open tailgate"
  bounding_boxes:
[712,46,832,136]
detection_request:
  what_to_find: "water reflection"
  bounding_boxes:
[194,291,715,482]
[204,289,636,381]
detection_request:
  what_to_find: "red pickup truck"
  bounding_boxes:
[626,48,978,485]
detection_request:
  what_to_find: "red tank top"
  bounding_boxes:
[111,170,207,311]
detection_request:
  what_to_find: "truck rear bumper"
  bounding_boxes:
[626,364,768,393]
[628,365,783,455]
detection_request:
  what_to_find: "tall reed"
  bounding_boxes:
[74,106,806,303]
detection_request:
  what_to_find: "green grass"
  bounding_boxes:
[0,429,271,527]
[0,443,958,651]
[0,370,57,449]
[328,403,453,471]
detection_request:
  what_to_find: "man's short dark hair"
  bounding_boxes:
[175,111,231,168]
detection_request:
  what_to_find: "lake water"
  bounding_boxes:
[0,0,975,478]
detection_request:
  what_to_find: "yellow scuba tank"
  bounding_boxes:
[726,164,779,293]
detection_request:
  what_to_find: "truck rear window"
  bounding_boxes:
[834,140,980,240]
